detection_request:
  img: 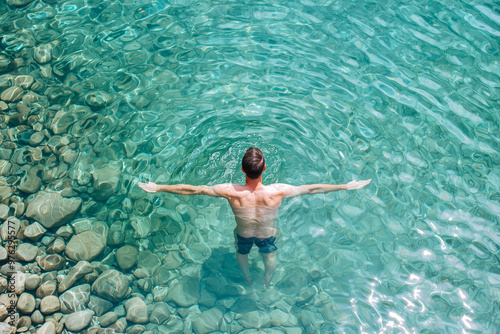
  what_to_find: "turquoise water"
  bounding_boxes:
[1,0,499,332]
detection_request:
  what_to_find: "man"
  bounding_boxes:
[139,147,371,286]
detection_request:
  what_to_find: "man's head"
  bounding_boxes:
[242,147,266,180]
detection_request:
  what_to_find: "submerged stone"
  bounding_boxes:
[37,254,65,271]
[124,297,148,324]
[25,192,81,229]
[91,269,130,302]
[0,86,23,102]
[65,231,106,261]
[85,90,113,107]
[23,222,46,240]
[58,261,93,293]
[115,245,138,271]
[59,284,91,313]
[15,243,39,262]
[90,163,122,201]
[40,295,60,314]
[65,309,93,332]
[88,295,113,316]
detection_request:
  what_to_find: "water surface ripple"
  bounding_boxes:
[1,0,499,332]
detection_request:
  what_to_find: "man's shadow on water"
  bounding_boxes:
[200,247,272,310]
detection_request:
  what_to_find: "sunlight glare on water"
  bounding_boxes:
[0,0,499,332]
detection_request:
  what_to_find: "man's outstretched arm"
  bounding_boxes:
[278,179,372,198]
[138,182,229,198]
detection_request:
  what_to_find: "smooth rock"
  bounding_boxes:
[59,284,90,313]
[0,86,23,102]
[0,323,16,334]
[54,225,73,238]
[17,292,36,313]
[0,262,24,276]
[90,163,122,200]
[6,0,34,6]
[115,245,138,271]
[36,280,57,298]
[149,302,170,325]
[0,161,11,177]
[0,186,12,202]
[47,237,65,253]
[18,169,42,194]
[91,270,130,302]
[58,261,93,293]
[237,310,272,329]
[50,109,77,135]
[13,75,33,89]
[25,192,82,229]
[1,217,20,241]
[124,297,148,324]
[29,132,45,146]
[65,309,93,332]
[84,90,113,108]
[98,311,118,327]
[165,277,200,307]
[33,45,52,64]
[11,271,26,294]
[23,222,46,241]
[40,295,60,314]
[269,309,299,327]
[31,310,44,324]
[0,247,6,262]
[192,307,224,334]
[37,254,65,271]
[65,231,106,261]
[36,321,55,334]
[0,204,9,220]
[25,274,41,290]
[15,243,38,262]
[88,295,113,317]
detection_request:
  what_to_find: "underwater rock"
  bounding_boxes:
[149,302,171,325]
[115,245,138,271]
[29,132,45,146]
[47,237,65,253]
[6,0,34,6]
[130,216,152,239]
[1,217,20,241]
[24,274,40,290]
[137,250,160,275]
[0,323,16,334]
[37,254,65,271]
[15,243,39,262]
[0,261,24,275]
[88,295,113,317]
[91,269,130,302]
[31,310,44,324]
[0,205,8,220]
[40,295,60,314]
[36,280,56,298]
[84,90,113,108]
[91,163,122,201]
[65,231,106,261]
[18,169,42,194]
[54,225,73,238]
[50,109,77,135]
[33,44,52,64]
[17,292,36,314]
[124,297,148,324]
[0,160,12,176]
[25,192,82,229]
[269,309,299,327]
[99,312,118,327]
[12,271,26,294]
[237,310,272,329]
[0,246,7,261]
[0,186,13,202]
[165,277,200,307]
[13,75,33,89]
[58,261,93,293]
[65,309,93,332]
[23,222,46,241]
[0,86,23,102]
[192,307,224,334]
[36,321,55,334]
[59,284,90,313]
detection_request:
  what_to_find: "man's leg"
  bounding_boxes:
[261,252,276,287]
[236,253,251,284]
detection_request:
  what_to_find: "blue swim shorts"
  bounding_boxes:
[236,234,277,255]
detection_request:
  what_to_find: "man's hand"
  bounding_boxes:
[138,182,157,193]
[346,179,372,190]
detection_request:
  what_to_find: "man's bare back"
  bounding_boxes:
[138,147,371,286]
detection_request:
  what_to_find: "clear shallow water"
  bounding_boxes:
[1,0,500,332]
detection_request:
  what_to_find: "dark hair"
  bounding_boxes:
[242,147,265,179]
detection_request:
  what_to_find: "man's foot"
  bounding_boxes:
[264,274,272,287]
